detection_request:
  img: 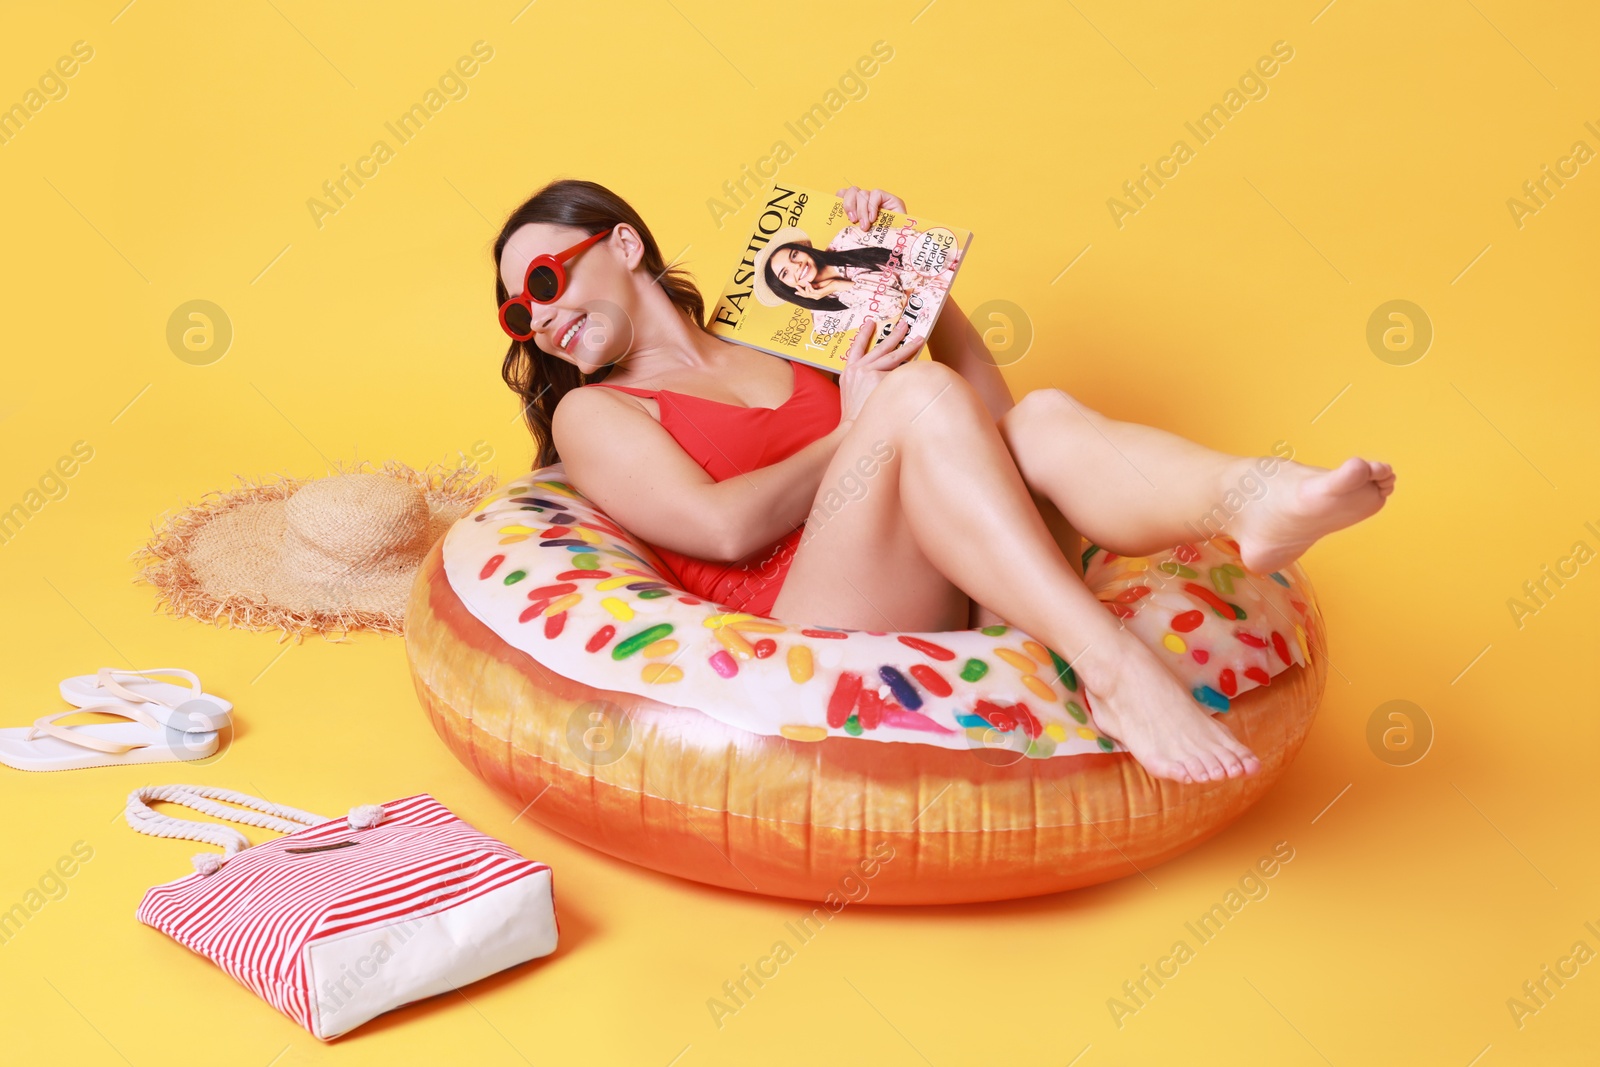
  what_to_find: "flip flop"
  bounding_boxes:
[59,667,232,729]
[0,703,221,772]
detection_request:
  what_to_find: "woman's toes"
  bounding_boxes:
[1215,733,1258,777]
[1150,757,1189,783]
[1221,732,1254,758]
[1323,457,1371,494]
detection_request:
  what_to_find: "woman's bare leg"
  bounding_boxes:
[996,388,1396,572]
[772,359,1259,784]
[926,296,1078,630]
[966,478,1083,631]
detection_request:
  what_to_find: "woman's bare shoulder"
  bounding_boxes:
[552,385,660,452]
[557,383,650,414]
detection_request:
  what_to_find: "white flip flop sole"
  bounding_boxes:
[0,722,220,772]
[60,669,233,726]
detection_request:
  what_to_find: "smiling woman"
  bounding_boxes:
[484,177,1395,785]
[494,180,710,470]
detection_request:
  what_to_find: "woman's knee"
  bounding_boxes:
[1001,387,1097,451]
[867,358,982,423]
[1011,385,1077,424]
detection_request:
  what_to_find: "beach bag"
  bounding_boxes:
[125,784,558,1040]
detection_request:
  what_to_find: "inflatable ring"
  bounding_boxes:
[406,464,1327,905]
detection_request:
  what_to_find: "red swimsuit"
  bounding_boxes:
[584,360,841,618]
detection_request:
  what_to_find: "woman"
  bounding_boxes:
[493,179,1396,786]
[757,232,900,311]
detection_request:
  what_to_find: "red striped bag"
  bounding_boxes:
[126,784,558,1040]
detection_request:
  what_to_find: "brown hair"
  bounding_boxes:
[493,179,706,468]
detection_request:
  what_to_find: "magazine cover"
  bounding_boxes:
[708,183,973,373]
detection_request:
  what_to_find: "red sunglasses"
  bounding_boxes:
[499,226,614,341]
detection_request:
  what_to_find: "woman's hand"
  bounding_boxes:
[836,185,907,227]
[836,316,925,424]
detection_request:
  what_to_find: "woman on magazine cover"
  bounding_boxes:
[493,179,1395,786]
[751,221,961,339]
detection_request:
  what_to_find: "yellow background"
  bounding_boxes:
[2,1,1597,1063]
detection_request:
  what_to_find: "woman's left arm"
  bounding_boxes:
[838,185,1015,422]
[928,295,1015,421]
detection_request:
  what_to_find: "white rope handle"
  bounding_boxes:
[126,784,333,875]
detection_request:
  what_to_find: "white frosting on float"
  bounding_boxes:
[440,466,1319,760]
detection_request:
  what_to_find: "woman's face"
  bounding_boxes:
[772,245,817,292]
[499,223,634,372]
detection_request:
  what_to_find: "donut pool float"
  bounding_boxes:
[405,463,1327,905]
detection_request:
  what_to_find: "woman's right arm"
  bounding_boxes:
[553,388,854,563]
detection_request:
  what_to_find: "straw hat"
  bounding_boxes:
[750,225,814,307]
[133,460,496,639]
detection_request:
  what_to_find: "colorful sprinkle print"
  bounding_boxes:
[445,476,1321,760]
[899,635,955,661]
[909,664,952,698]
[709,650,738,678]
[878,665,921,710]
[612,624,672,660]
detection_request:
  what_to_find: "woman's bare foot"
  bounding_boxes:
[1232,457,1396,574]
[1083,635,1262,783]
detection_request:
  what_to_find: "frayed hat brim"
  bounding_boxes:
[130,458,497,641]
